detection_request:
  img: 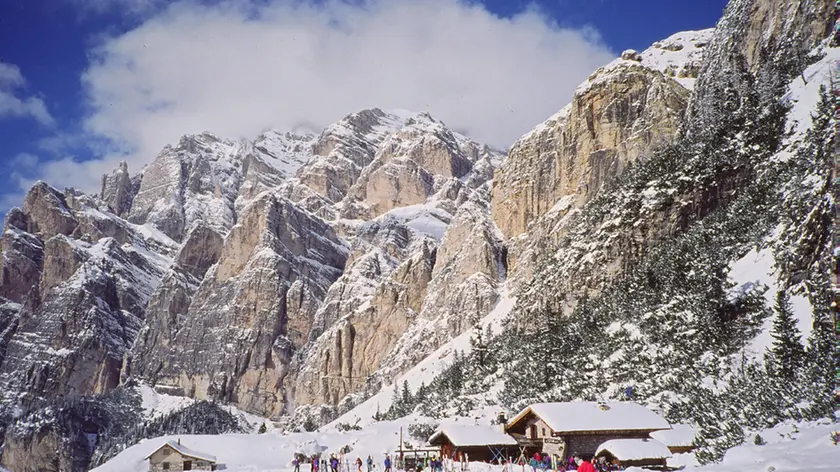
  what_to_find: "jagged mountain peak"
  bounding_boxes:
[577,28,714,97]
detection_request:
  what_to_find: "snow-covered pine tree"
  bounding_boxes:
[400,380,413,412]
[802,300,837,420]
[768,290,806,379]
[469,323,488,373]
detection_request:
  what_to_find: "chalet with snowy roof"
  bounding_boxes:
[595,438,672,468]
[504,402,670,459]
[428,424,519,463]
[146,439,217,471]
[650,424,696,454]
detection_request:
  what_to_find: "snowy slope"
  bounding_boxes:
[727,247,813,360]
[725,44,840,361]
[91,418,422,472]
[693,419,840,472]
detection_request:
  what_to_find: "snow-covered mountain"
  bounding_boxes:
[0,0,837,471]
[0,107,508,471]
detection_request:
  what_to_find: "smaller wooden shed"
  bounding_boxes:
[650,424,696,454]
[595,438,671,468]
[145,439,217,471]
[428,425,519,463]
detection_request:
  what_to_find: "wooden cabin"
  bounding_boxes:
[504,402,671,459]
[428,425,519,463]
[145,439,217,471]
[650,424,696,454]
[595,438,671,468]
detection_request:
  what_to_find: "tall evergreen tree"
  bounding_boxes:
[768,290,805,379]
[400,380,414,414]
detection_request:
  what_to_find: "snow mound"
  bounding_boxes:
[695,420,840,472]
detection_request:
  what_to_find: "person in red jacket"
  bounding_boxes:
[574,454,596,472]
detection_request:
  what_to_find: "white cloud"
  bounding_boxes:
[43,0,615,195]
[0,62,54,126]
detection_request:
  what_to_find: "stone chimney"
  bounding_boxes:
[497,412,508,432]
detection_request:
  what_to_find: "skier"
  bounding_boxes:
[293,457,301,472]
[331,454,340,472]
[574,455,596,472]
[384,454,392,472]
[367,456,374,472]
[313,456,320,472]
[356,457,364,472]
[529,454,539,472]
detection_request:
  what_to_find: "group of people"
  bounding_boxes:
[296,453,394,472]
[412,455,444,472]
[524,452,622,472]
[293,451,623,472]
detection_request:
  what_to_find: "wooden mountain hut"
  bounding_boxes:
[428,425,519,463]
[504,402,671,459]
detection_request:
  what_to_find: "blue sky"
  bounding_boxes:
[0,0,728,211]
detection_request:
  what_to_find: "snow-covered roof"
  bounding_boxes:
[596,438,672,460]
[507,402,670,434]
[429,425,519,447]
[650,424,695,447]
[145,440,217,462]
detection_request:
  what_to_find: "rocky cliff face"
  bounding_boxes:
[491,30,711,249]
[0,107,504,437]
[0,191,176,411]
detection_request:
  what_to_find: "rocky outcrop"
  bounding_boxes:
[22,182,79,239]
[686,0,834,134]
[237,130,316,206]
[127,133,243,242]
[0,236,169,407]
[100,161,140,217]
[176,223,225,279]
[298,109,404,203]
[0,179,176,414]
[129,193,348,416]
[294,239,436,407]
[491,30,711,241]
[39,236,85,298]
[1,210,45,303]
[1,428,75,472]
[739,0,833,74]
